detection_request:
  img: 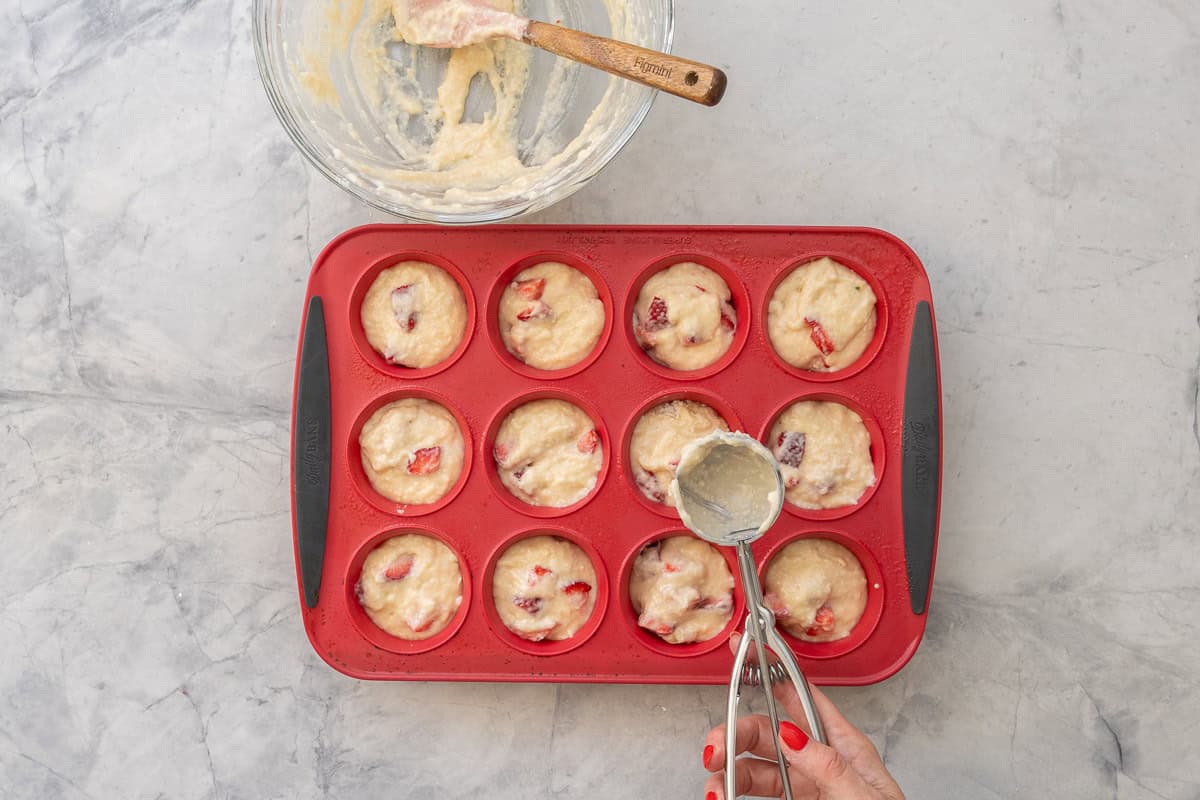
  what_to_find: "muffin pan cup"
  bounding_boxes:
[290,225,942,685]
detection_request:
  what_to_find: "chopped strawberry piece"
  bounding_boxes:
[694,284,708,292]
[512,465,528,482]
[411,617,434,633]
[383,554,414,581]
[774,431,807,468]
[805,317,835,356]
[663,562,680,573]
[643,296,670,331]
[638,613,675,637]
[514,277,545,300]
[720,313,736,331]
[406,446,441,475]
[513,596,543,615]
[516,301,552,321]
[577,429,599,454]
[785,475,801,489]
[391,285,417,332]
[635,469,665,503]
[493,443,509,466]
[764,592,790,618]
[805,604,836,637]
[562,581,591,595]
[528,565,552,586]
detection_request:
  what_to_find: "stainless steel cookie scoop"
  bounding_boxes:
[671,431,826,800]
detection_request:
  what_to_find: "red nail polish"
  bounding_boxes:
[779,721,809,752]
[702,744,714,769]
[705,792,717,800]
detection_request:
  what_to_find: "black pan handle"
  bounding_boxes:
[901,301,941,615]
[293,297,332,609]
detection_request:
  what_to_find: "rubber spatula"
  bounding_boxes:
[393,0,727,106]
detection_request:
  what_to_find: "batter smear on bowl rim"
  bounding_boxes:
[767,257,878,372]
[629,399,729,507]
[763,538,868,643]
[361,260,469,368]
[632,262,737,371]
[767,399,875,510]
[359,397,466,505]
[629,536,735,644]
[492,535,597,642]
[492,398,603,507]
[498,262,605,370]
[356,533,464,639]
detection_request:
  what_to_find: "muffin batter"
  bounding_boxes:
[768,400,875,510]
[629,400,729,507]
[768,257,878,372]
[356,533,463,640]
[633,263,737,371]
[763,538,867,642]
[493,535,597,642]
[629,536,735,644]
[493,399,602,507]
[360,398,466,505]
[498,262,605,370]
[362,261,469,368]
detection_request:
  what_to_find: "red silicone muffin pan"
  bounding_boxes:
[290,225,942,684]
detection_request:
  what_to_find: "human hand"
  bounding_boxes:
[700,656,904,799]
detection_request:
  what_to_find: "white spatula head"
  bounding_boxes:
[393,0,528,48]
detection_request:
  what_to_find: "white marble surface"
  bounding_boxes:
[2,0,1198,797]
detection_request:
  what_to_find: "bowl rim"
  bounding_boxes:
[251,0,676,224]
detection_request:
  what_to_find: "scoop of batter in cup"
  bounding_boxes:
[763,538,867,642]
[633,263,737,372]
[630,536,735,644]
[356,533,464,640]
[493,535,598,642]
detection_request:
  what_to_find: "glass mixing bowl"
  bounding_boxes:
[253,0,673,223]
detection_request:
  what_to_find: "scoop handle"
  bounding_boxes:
[523,21,727,106]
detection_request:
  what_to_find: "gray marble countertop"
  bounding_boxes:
[3,1,1198,798]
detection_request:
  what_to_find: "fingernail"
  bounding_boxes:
[779,721,809,752]
[705,792,717,800]
[702,744,714,768]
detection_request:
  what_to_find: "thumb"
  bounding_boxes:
[779,721,872,797]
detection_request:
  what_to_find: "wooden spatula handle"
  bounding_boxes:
[523,21,727,107]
